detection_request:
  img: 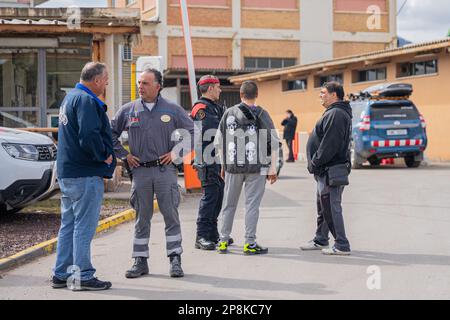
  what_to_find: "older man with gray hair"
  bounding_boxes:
[111,68,194,279]
[52,62,116,291]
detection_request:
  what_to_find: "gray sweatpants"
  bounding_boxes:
[130,165,182,258]
[220,172,266,244]
[313,175,350,252]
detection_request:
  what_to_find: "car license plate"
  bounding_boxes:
[387,129,407,136]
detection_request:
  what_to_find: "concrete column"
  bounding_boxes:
[232,0,241,69]
[104,34,116,118]
[157,0,168,70]
[389,0,398,48]
[300,0,334,64]
[116,41,123,112]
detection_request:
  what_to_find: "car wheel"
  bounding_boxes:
[404,156,421,168]
[369,159,382,166]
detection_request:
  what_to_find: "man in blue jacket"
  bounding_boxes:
[52,62,116,291]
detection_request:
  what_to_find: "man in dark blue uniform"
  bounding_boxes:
[191,75,232,250]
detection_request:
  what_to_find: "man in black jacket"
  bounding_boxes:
[302,81,352,256]
[281,110,298,162]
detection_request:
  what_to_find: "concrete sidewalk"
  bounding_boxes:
[1,162,450,300]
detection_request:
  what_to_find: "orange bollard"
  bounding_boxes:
[183,152,202,191]
[293,132,299,161]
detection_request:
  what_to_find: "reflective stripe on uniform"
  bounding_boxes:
[167,247,183,256]
[133,238,150,245]
[132,251,149,257]
[166,234,182,243]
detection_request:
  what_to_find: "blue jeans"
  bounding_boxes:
[53,176,104,281]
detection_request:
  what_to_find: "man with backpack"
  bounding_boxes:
[215,81,279,255]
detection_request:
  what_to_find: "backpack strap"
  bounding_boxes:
[238,103,257,121]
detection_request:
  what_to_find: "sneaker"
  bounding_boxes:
[322,246,351,256]
[216,237,234,246]
[125,257,149,279]
[71,278,112,291]
[169,255,184,278]
[300,240,329,251]
[244,243,268,255]
[195,238,216,250]
[51,276,67,289]
[217,241,228,254]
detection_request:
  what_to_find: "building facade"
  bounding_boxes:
[229,39,450,161]
[111,0,397,108]
[0,6,140,128]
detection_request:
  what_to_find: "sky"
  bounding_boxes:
[396,0,450,43]
[37,0,450,43]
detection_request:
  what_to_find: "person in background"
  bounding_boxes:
[281,110,298,162]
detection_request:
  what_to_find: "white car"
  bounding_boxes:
[0,127,58,215]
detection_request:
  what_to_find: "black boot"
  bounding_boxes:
[125,257,149,279]
[195,237,216,250]
[169,255,184,278]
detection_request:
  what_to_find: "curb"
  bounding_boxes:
[0,201,159,272]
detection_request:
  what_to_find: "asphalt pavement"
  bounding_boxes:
[1,162,450,300]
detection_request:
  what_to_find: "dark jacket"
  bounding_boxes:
[306,101,352,176]
[281,115,298,140]
[57,83,116,179]
[191,96,225,165]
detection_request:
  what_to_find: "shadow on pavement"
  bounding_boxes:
[178,274,337,296]
[263,247,450,267]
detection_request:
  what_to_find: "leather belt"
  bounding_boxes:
[139,159,162,167]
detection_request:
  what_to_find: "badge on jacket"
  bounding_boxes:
[197,110,206,120]
[161,115,171,123]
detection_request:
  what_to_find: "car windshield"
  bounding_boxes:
[370,104,420,121]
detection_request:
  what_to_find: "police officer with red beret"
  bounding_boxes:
[191,75,233,250]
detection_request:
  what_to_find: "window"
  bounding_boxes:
[0,49,40,127]
[122,44,133,61]
[283,59,296,67]
[283,78,308,92]
[397,60,438,78]
[354,67,386,83]
[46,36,92,113]
[245,58,257,69]
[314,74,343,87]
[244,57,296,70]
[126,0,136,5]
[370,104,420,121]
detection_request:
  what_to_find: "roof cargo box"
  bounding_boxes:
[363,83,413,98]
